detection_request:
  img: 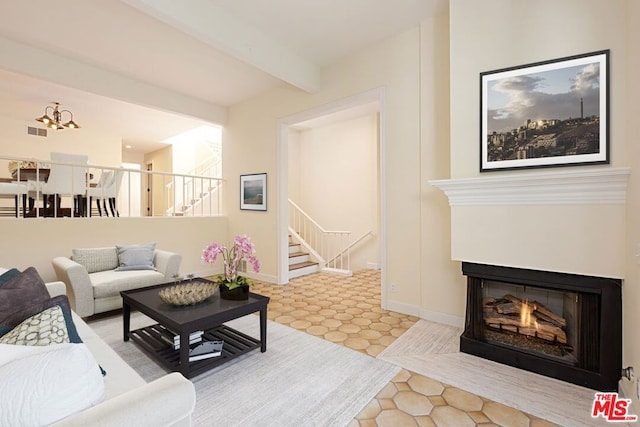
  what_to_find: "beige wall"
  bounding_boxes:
[624,0,640,405]
[0,216,228,283]
[144,145,173,216]
[419,8,464,323]
[449,0,640,399]
[224,3,458,322]
[448,0,629,277]
[0,114,122,174]
[290,114,380,271]
[287,129,301,202]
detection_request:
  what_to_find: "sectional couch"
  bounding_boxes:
[0,267,196,426]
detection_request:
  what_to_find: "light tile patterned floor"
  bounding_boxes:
[250,270,559,427]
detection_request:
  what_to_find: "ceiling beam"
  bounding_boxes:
[121,0,321,94]
[0,35,227,125]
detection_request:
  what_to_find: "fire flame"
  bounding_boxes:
[520,300,539,330]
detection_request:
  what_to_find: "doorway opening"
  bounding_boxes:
[276,88,388,306]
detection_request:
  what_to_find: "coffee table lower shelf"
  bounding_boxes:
[129,323,261,378]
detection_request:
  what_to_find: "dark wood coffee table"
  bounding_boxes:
[121,279,270,378]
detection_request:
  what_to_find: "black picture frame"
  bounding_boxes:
[480,50,609,172]
[240,173,267,211]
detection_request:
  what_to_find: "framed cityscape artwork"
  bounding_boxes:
[240,173,267,211]
[480,50,609,172]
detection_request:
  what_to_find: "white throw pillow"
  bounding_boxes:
[0,343,105,426]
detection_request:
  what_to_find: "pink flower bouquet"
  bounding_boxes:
[202,235,260,290]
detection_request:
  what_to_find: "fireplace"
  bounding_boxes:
[461,262,622,391]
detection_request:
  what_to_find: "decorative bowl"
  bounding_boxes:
[159,281,219,306]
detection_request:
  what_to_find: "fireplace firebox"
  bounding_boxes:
[461,262,622,391]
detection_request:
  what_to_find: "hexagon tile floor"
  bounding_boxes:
[250,270,558,427]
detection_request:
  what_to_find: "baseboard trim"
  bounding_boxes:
[419,308,464,329]
[384,300,421,317]
[383,300,464,329]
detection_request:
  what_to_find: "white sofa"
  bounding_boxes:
[52,245,181,318]
[44,280,196,426]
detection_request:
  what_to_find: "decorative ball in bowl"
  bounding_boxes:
[159,281,219,306]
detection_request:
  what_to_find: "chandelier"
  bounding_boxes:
[35,102,81,130]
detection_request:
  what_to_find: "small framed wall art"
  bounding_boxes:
[480,50,609,172]
[240,173,267,211]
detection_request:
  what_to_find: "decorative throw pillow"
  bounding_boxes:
[0,295,82,344]
[0,343,105,426]
[0,268,20,286]
[0,267,50,321]
[72,247,119,273]
[0,306,70,346]
[115,242,157,271]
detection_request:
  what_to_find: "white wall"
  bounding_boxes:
[289,114,379,270]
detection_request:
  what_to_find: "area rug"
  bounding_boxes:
[90,312,400,427]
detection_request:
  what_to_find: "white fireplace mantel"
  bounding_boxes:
[429,167,631,206]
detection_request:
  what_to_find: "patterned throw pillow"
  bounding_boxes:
[72,247,119,273]
[0,305,71,346]
[0,295,82,344]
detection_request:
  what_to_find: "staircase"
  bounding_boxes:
[170,181,220,216]
[166,158,222,216]
[288,235,319,279]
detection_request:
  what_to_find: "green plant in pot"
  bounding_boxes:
[202,235,260,300]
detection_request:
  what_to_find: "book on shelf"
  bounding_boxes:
[188,340,223,362]
[158,328,203,350]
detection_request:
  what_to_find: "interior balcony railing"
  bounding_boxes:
[165,157,222,216]
[0,155,224,218]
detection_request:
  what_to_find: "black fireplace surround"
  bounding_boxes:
[461,262,622,391]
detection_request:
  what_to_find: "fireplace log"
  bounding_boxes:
[532,309,566,328]
[504,294,567,328]
[484,312,567,344]
[496,294,567,328]
[492,301,521,316]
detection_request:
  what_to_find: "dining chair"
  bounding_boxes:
[36,152,89,217]
[0,182,28,217]
[87,169,114,216]
[87,169,124,217]
[105,169,125,217]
